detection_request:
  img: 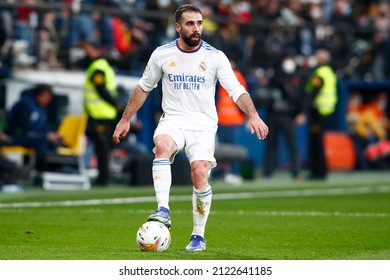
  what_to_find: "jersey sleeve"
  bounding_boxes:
[138,49,162,93]
[216,51,248,103]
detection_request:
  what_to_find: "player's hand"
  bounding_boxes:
[112,119,131,144]
[249,116,268,140]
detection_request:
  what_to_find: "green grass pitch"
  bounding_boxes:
[0,171,389,260]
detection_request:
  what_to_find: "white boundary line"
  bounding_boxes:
[126,209,390,218]
[1,185,390,209]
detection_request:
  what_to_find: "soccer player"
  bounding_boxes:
[112,4,268,251]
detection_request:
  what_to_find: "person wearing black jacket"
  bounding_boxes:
[261,55,306,180]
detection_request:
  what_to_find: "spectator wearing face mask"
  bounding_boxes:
[260,53,306,180]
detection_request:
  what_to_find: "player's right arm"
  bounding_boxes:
[113,49,162,144]
[113,85,149,144]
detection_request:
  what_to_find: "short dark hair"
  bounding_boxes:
[33,83,53,97]
[174,4,202,23]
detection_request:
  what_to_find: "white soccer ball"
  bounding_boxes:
[136,221,171,252]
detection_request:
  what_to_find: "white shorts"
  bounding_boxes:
[153,120,217,169]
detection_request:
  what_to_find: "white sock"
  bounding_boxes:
[152,158,171,210]
[191,185,212,237]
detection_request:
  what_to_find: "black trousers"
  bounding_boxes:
[86,118,116,183]
[308,109,328,178]
[263,112,300,177]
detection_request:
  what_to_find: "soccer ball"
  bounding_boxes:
[136,221,171,252]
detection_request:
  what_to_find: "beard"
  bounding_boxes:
[182,33,201,47]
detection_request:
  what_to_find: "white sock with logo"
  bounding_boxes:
[152,158,171,210]
[191,185,212,237]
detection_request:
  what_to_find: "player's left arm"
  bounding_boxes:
[236,93,268,140]
[215,52,268,140]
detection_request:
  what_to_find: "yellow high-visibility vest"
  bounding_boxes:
[306,65,337,116]
[83,58,117,119]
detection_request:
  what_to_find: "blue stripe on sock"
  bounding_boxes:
[153,159,171,166]
[193,188,212,197]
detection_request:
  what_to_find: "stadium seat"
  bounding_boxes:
[56,113,88,157]
[40,114,91,190]
[324,131,357,171]
[0,145,36,167]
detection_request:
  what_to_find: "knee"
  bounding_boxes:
[192,165,207,178]
[154,139,176,158]
[191,162,209,188]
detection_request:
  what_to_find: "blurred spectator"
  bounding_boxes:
[255,53,305,180]
[13,0,39,66]
[80,40,121,186]
[70,12,95,46]
[0,0,386,80]
[36,10,62,69]
[0,7,12,53]
[230,0,253,23]
[143,0,172,47]
[215,58,248,184]
[262,0,281,21]
[212,22,248,72]
[304,49,337,180]
[5,83,63,171]
[258,53,306,180]
[348,92,390,168]
[198,4,218,43]
[67,3,115,57]
[280,0,304,27]
[359,93,389,141]
[328,0,356,74]
[54,6,74,68]
[110,15,148,72]
[111,16,136,56]
[3,0,390,179]
[249,0,283,71]
[90,10,114,52]
[121,0,165,73]
[304,0,330,51]
[346,91,368,169]
[371,1,390,80]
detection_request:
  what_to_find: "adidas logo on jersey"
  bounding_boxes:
[168,61,176,67]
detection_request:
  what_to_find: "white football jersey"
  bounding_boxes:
[138,39,248,132]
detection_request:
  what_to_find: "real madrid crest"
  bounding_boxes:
[199,61,207,72]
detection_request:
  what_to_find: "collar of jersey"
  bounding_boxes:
[176,39,202,53]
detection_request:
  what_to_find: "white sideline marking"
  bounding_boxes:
[221,210,390,218]
[0,185,390,209]
[126,209,390,218]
